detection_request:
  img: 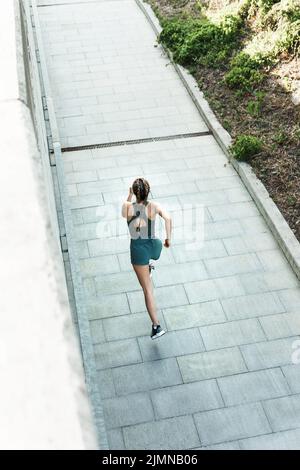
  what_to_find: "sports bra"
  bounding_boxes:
[127,201,155,239]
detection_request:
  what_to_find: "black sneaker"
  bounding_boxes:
[151,324,165,340]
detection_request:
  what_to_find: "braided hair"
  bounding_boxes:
[132,178,150,203]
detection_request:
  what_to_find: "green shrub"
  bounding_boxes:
[238,0,254,19]
[159,17,199,52]
[254,0,281,14]
[276,20,300,55]
[286,5,300,22]
[219,14,243,36]
[224,52,265,92]
[228,52,262,70]
[263,0,300,28]
[254,1,300,56]
[174,21,227,65]
[230,134,263,161]
[159,15,242,67]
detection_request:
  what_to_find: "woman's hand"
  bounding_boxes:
[154,203,172,245]
[127,187,133,202]
[164,239,171,248]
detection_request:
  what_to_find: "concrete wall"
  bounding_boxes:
[0,0,98,449]
[18,0,61,248]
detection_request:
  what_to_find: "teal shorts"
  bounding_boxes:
[130,238,163,266]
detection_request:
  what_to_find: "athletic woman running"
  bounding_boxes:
[122,178,172,339]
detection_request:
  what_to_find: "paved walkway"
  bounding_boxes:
[38,0,300,450]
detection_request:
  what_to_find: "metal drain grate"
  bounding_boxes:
[61,130,212,153]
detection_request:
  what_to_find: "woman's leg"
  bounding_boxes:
[133,264,159,325]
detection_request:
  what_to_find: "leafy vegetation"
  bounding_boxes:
[149,0,300,240]
[224,52,265,92]
[246,91,266,115]
[158,0,299,79]
[230,134,263,161]
[159,14,242,67]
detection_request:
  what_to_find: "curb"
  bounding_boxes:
[135,0,300,281]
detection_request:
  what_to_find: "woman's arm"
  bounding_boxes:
[155,202,172,247]
[121,187,133,218]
